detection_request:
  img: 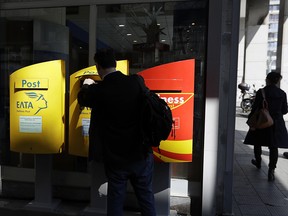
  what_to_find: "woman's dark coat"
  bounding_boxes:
[244,84,288,148]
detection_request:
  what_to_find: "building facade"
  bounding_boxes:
[0,0,241,215]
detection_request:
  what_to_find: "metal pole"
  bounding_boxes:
[222,0,240,214]
[89,4,97,66]
[154,163,171,216]
[84,161,107,216]
[26,154,60,211]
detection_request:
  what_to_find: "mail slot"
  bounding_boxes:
[68,60,129,157]
[139,59,195,162]
[9,60,66,153]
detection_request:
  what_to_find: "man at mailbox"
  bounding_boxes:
[77,48,156,216]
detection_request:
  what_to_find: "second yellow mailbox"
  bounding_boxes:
[69,60,129,157]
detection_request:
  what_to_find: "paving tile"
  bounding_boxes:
[234,195,263,205]
[267,206,288,216]
[232,204,242,216]
[261,197,288,207]
[257,190,285,199]
[233,185,257,196]
[233,180,252,188]
[279,190,288,198]
[250,181,279,190]
[238,204,270,216]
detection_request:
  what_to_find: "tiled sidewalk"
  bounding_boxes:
[233,111,288,216]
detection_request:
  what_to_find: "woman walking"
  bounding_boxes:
[244,71,288,181]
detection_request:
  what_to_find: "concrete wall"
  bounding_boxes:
[280,0,288,120]
[245,25,268,89]
[237,0,269,106]
[280,1,288,90]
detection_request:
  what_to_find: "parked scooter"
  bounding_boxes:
[238,82,256,113]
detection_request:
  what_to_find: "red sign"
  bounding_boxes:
[139,59,195,162]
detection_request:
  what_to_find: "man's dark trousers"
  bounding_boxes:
[105,153,156,216]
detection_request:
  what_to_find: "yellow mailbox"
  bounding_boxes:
[10,60,65,154]
[69,60,129,157]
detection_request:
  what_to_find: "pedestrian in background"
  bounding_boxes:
[244,71,288,181]
[77,48,156,216]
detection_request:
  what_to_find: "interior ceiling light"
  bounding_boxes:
[119,24,125,27]
[127,33,132,36]
[192,22,196,26]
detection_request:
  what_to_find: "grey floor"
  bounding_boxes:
[233,110,288,216]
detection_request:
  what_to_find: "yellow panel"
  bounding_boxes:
[116,60,129,75]
[10,60,65,154]
[69,60,129,157]
[74,65,100,79]
[160,140,193,154]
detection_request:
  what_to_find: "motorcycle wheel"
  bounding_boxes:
[241,98,253,113]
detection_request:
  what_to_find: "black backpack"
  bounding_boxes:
[134,74,174,148]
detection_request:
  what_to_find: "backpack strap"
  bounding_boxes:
[133,74,150,95]
[132,74,155,151]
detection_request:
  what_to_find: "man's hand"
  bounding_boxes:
[83,78,96,85]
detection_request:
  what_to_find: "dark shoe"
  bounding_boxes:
[283,152,288,159]
[268,169,275,182]
[251,159,261,169]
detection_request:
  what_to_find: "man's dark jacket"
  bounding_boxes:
[77,71,149,165]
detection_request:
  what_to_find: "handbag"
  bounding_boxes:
[246,88,274,130]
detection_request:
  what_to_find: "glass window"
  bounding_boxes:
[0,6,89,169]
[66,6,90,73]
[269,23,278,32]
[96,2,208,179]
[96,2,207,69]
[269,5,279,12]
[0,2,208,180]
[269,14,279,22]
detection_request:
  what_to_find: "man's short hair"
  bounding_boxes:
[94,48,116,69]
[267,71,282,84]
